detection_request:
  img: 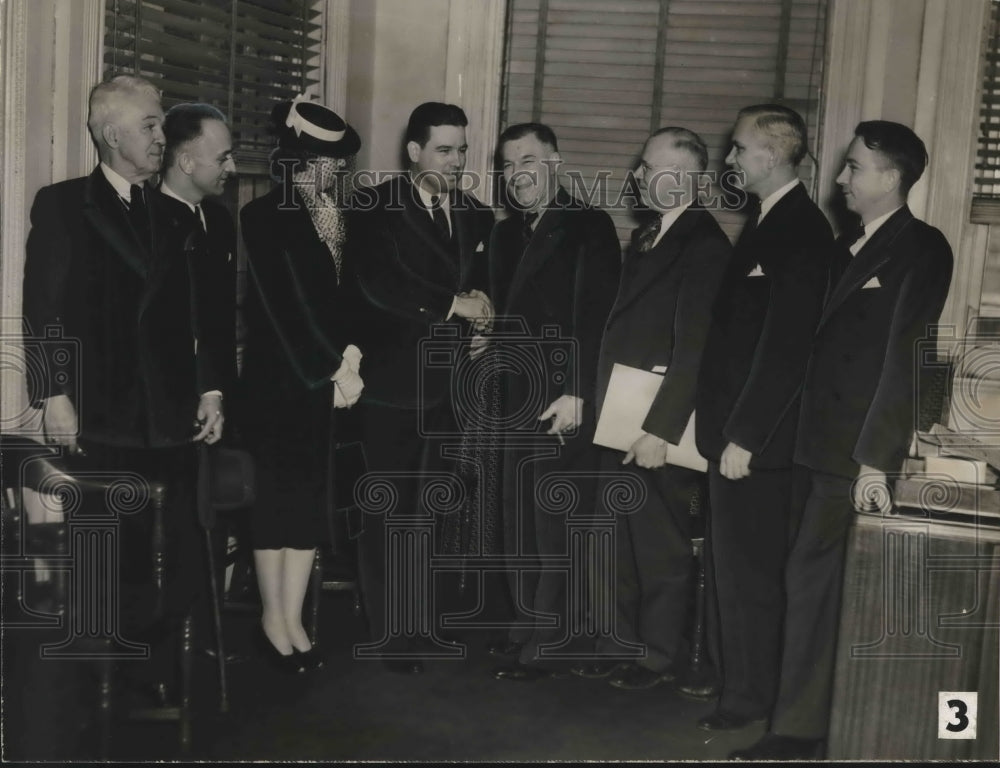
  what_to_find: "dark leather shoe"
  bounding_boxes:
[487,640,524,658]
[493,662,566,681]
[697,709,768,731]
[383,659,424,675]
[674,680,721,700]
[608,662,673,690]
[254,629,305,674]
[293,646,325,671]
[729,733,823,760]
[570,661,620,679]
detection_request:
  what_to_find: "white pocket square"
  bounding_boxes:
[862,276,881,289]
[475,241,485,253]
[747,264,765,277]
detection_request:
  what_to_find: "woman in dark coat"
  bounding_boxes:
[239,97,363,671]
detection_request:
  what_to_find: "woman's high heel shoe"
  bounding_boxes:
[255,629,305,675]
[293,646,324,671]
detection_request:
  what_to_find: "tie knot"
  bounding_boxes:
[130,184,144,206]
[523,211,538,229]
[430,194,441,209]
[744,196,761,222]
[636,213,662,252]
[844,222,866,247]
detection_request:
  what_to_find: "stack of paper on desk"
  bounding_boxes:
[593,363,707,472]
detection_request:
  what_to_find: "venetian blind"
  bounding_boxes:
[104,0,323,175]
[972,0,1000,223]
[501,0,828,244]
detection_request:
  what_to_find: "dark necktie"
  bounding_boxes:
[128,184,151,250]
[430,194,451,241]
[635,213,663,253]
[521,211,539,251]
[736,196,762,246]
[189,204,208,254]
[842,222,866,252]
[193,204,206,235]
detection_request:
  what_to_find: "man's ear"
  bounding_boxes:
[406,140,422,164]
[101,123,118,149]
[881,166,901,193]
[178,150,195,175]
[766,145,778,170]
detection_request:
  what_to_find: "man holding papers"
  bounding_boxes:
[584,127,730,689]
[693,105,834,731]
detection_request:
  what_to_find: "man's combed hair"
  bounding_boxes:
[88,75,160,143]
[738,104,808,166]
[404,102,468,147]
[650,126,709,172]
[163,103,228,170]
[497,122,559,154]
[854,120,928,194]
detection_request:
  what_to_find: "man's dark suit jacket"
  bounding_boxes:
[696,183,835,469]
[160,194,237,401]
[352,175,494,409]
[22,166,225,448]
[490,187,622,411]
[597,204,731,445]
[794,206,954,478]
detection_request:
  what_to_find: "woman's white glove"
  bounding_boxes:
[332,345,364,408]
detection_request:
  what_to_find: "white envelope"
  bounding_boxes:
[593,363,708,472]
[862,276,881,289]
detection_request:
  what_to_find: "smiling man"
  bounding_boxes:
[731,121,954,760]
[352,102,496,674]
[487,122,621,682]
[161,103,239,439]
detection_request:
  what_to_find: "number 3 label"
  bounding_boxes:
[938,692,978,739]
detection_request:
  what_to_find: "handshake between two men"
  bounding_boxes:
[453,288,582,439]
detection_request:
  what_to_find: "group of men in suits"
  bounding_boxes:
[356,101,952,762]
[21,72,953,758]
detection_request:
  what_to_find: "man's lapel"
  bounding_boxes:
[138,187,178,322]
[820,206,913,326]
[609,206,698,319]
[400,177,461,280]
[82,167,150,277]
[506,187,575,304]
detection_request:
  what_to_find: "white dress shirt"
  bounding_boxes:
[413,177,452,236]
[160,182,207,230]
[850,206,903,256]
[757,178,800,225]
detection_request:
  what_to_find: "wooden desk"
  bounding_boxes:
[828,502,999,760]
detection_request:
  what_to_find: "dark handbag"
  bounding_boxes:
[197,444,256,528]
